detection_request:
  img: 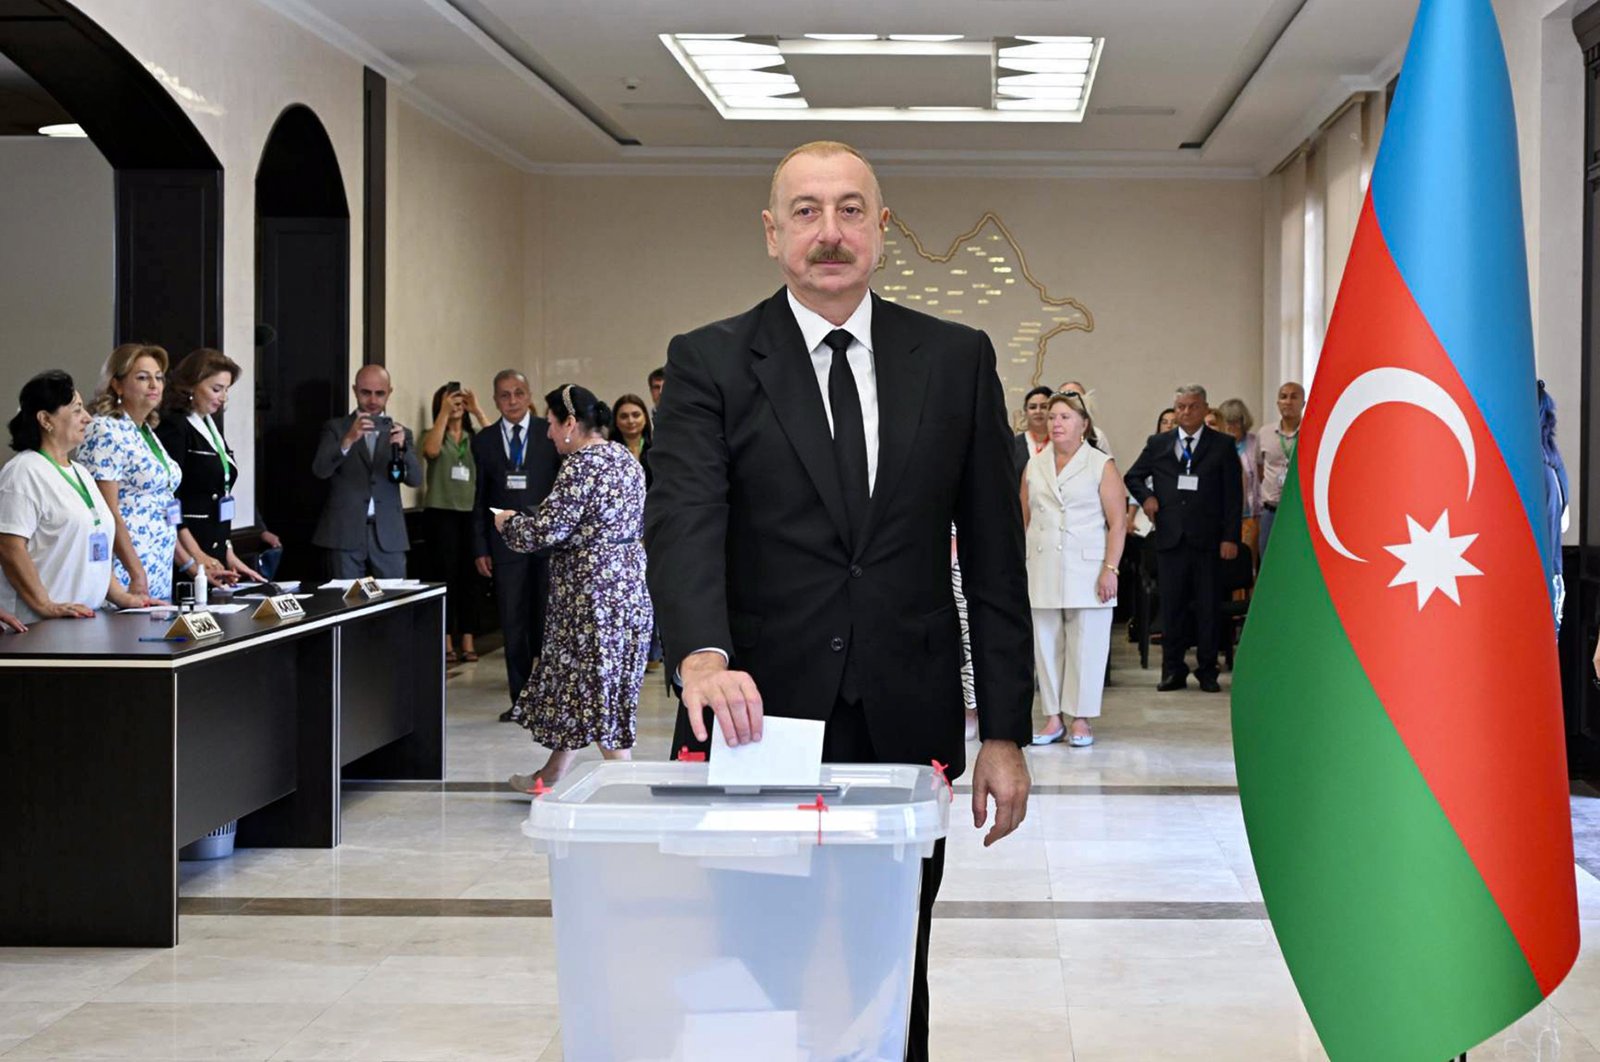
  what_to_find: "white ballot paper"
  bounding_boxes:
[708,715,824,788]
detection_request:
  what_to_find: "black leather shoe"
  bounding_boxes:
[1157,674,1188,692]
[498,707,516,722]
[1198,677,1222,693]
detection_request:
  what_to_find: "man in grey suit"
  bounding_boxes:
[312,364,423,577]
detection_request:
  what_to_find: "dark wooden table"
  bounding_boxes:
[0,585,446,946]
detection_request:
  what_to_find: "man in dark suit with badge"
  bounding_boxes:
[471,369,559,721]
[644,141,1033,1061]
[1123,384,1242,693]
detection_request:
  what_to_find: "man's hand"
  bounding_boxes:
[388,422,407,448]
[260,530,282,549]
[341,414,376,450]
[0,608,26,633]
[1220,541,1239,561]
[680,650,764,747]
[1142,497,1159,519]
[475,555,493,579]
[970,739,1030,847]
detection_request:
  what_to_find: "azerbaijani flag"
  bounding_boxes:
[1232,0,1580,1057]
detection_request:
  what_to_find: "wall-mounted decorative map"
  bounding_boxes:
[876,212,1095,406]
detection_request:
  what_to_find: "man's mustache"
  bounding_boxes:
[808,246,855,264]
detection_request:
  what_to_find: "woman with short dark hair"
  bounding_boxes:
[0,371,156,622]
[494,383,652,790]
[1012,384,1053,479]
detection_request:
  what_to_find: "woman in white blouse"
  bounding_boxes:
[0,371,155,623]
[1022,392,1127,747]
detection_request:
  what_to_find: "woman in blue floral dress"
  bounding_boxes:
[494,384,652,791]
[77,344,183,601]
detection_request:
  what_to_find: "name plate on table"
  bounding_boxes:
[344,577,384,603]
[164,610,223,640]
[252,595,306,621]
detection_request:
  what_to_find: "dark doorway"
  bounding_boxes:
[254,105,350,581]
[0,0,221,360]
[1572,6,1600,775]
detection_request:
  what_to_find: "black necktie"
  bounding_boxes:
[824,328,868,544]
[510,423,525,469]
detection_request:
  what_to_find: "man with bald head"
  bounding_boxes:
[312,363,423,577]
[645,141,1033,1059]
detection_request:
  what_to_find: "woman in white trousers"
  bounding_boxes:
[1022,392,1127,747]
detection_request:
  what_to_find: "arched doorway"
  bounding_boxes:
[0,0,222,361]
[253,104,350,580]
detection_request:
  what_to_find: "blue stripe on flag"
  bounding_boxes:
[1369,0,1547,567]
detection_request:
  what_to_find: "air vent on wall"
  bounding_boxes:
[1091,105,1177,117]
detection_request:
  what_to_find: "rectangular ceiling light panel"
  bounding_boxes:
[660,34,1103,122]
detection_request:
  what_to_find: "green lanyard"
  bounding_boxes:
[452,433,471,464]
[139,425,173,483]
[200,416,232,482]
[44,452,101,527]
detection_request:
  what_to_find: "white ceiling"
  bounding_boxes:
[261,0,1420,176]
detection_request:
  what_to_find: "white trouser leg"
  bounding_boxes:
[1032,607,1067,717]
[1060,607,1113,719]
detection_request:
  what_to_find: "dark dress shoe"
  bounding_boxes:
[498,707,517,722]
[1157,674,1188,692]
[1198,677,1222,693]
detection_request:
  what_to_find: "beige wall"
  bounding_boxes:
[67,0,367,527]
[386,99,527,503]
[527,174,1264,463]
[0,138,113,469]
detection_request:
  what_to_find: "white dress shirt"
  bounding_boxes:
[1173,424,1207,467]
[787,288,880,495]
[500,413,535,465]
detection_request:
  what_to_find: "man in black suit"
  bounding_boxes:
[644,141,1033,1061]
[471,369,559,721]
[1123,384,1242,693]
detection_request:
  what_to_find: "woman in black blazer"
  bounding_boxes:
[154,348,262,590]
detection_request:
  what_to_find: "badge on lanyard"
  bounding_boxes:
[505,474,528,491]
[89,530,110,562]
[1177,475,1200,492]
[218,495,236,522]
[451,464,471,482]
[166,499,183,525]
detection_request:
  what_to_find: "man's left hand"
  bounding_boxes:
[1220,541,1239,561]
[970,739,1031,847]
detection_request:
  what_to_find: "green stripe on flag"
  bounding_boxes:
[1233,473,1542,1061]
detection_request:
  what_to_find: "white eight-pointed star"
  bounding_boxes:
[1382,510,1483,609]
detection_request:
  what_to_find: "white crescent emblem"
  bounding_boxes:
[1312,367,1477,562]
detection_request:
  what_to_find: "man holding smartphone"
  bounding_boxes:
[311,363,423,577]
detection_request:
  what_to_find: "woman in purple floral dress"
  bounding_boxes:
[494,384,652,790]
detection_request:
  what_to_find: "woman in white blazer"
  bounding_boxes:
[1022,392,1127,746]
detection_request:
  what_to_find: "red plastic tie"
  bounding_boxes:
[678,746,706,763]
[531,777,550,798]
[931,759,952,797]
[797,793,829,845]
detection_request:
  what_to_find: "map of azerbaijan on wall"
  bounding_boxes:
[876,212,1095,417]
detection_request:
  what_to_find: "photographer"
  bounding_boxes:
[311,364,423,578]
[422,381,487,662]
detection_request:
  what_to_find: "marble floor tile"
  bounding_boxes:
[171,915,419,965]
[928,918,1061,961]
[339,954,560,1007]
[927,957,1069,1012]
[391,916,553,959]
[94,953,370,1006]
[927,1004,1075,1059]
[1471,1002,1600,1060]
[268,1002,560,1061]
[3,1002,324,1059]
[1044,838,1250,903]
[1069,1002,1328,1061]
[0,1002,80,1042]
[0,950,161,1003]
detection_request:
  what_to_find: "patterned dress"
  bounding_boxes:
[77,414,182,600]
[503,441,652,750]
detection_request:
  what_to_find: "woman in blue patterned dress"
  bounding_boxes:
[77,344,183,601]
[494,384,652,791]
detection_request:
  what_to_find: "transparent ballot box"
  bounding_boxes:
[523,761,951,1062]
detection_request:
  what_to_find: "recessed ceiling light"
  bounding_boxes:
[37,123,86,138]
[661,32,1102,122]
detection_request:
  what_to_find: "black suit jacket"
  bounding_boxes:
[470,418,560,563]
[644,288,1033,776]
[154,413,238,557]
[1123,426,1243,551]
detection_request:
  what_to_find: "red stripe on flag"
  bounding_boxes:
[1298,198,1577,992]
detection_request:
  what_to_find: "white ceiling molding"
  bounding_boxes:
[1259,74,1384,176]
[392,83,544,173]
[523,160,1258,180]
[252,0,417,84]
[416,0,621,149]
